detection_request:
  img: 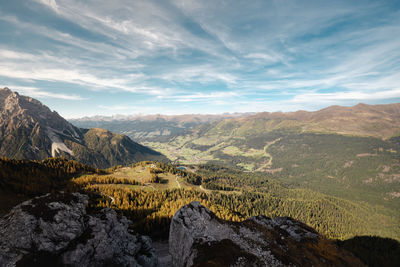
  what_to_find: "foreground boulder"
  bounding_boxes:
[169,202,365,267]
[0,192,158,267]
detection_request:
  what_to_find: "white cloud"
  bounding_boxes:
[0,65,125,90]
[291,89,400,104]
[29,0,230,58]
[244,53,281,63]
[34,0,59,12]
[0,49,36,60]
[160,91,239,102]
[157,65,239,85]
[0,49,169,95]
[7,85,85,100]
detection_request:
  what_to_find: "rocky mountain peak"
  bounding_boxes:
[0,87,11,97]
[169,202,365,267]
[0,88,75,130]
[0,87,12,95]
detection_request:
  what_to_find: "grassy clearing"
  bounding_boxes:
[76,163,246,197]
[143,140,216,164]
[81,164,203,192]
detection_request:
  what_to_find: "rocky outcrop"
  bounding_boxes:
[169,202,365,267]
[0,192,158,267]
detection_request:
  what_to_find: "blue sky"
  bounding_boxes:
[1,0,400,118]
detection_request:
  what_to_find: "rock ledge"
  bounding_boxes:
[0,192,158,267]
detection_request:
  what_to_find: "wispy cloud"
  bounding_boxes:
[291,89,400,104]
[157,65,239,86]
[0,48,163,94]
[160,91,239,102]
[244,53,282,64]
[34,0,59,12]
[7,85,85,100]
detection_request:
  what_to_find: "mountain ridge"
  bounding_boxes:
[71,102,400,146]
[249,102,400,138]
[70,112,254,142]
[73,112,252,123]
[201,102,400,139]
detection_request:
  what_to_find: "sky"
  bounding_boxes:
[1,0,400,118]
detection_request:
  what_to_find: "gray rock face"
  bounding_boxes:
[0,192,158,267]
[169,202,365,267]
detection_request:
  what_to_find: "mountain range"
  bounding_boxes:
[71,113,251,142]
[0,87,166,168]
[71,102,400,143]
[249,102,400,138]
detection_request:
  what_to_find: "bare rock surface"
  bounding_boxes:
[169,201,365,267]
[153,241,172,267]
[0,192,158,267]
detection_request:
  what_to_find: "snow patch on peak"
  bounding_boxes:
[47,128,74,157]
[51,142,74,157]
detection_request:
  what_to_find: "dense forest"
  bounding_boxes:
[0,157,101,195]
[266,133,400,210]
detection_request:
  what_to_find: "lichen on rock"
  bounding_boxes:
[0,192,158,267]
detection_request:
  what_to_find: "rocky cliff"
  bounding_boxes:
[169,202,365,267]
[0,192,158,267]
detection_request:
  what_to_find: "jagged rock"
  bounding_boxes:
[0,192,158,267]
[169,201,365,267]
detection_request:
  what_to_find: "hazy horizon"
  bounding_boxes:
[4,86,398,120]
[67,101,399,120]
[1,0,400,118]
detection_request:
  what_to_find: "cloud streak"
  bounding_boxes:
[6,85,85,100]
[159,91,239,102]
